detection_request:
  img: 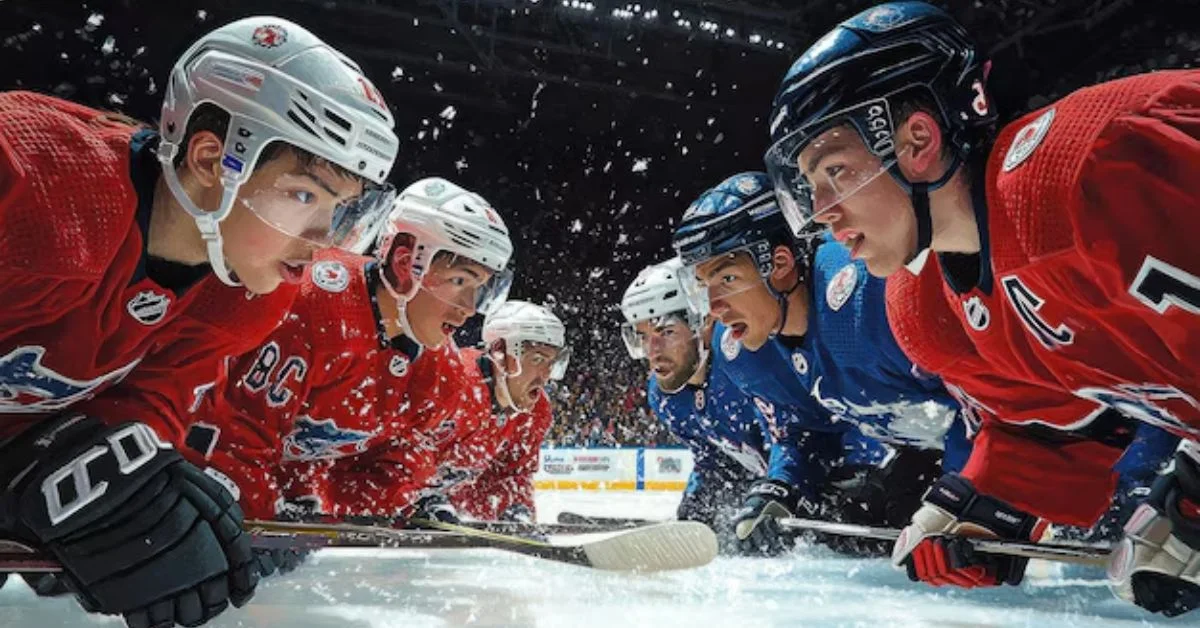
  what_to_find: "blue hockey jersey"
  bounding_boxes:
[713,239,973,473]
[646,355,770,500]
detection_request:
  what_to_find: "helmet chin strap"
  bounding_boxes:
[887,151,962,263]
[157,143,244,287]
[769,275,803,338]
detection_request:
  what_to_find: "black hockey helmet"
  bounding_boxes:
[765,1,995,251]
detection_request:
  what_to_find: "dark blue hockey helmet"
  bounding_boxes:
[671,171,818,318]
[765,2,994,248]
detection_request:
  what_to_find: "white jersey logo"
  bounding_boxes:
[963,295,991,331]
[389,354,410,377]
[694,389,706,411]
[1003,108,1055,172]
[312,261,350,293]
[826,264,858,312]
[720,326,741,361]
[791,351,809,376]
[126,290,171,325]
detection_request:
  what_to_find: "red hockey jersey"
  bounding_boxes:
[446,349,554,520]
[183,248,430,519]
[0,91,290,443]
[888,70,1200,526]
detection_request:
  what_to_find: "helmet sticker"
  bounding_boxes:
[251,24,288,48]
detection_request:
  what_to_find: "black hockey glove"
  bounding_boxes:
[732,479,817,556]
[1109,443,1200,617]
[0,414,257,628]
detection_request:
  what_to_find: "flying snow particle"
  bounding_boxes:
[100,36,116,55]
[196,10,208,21]
[631,158,650,173]
[454,157,468,172]
[439,105,457,120]
[86,13,105,28]
[392,66,404,79]
[569,219,583,233]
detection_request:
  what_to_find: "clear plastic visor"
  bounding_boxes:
[620,313,699,361]
[765,118,899,238]
[679,248,769,320]
[239,173,396,252]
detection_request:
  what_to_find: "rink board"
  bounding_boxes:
[533,447,693,491]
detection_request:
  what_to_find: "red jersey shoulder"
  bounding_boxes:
[986,71,1194,270]
[885,258,981,375]
[165,275,299,360]
[0,92,142,277]
[295,249,380,352]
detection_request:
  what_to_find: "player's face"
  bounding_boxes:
[694,253,779,351]
[222,150,365,294]
[637,319,700,391]
[405,256,494,347]
[505,342,561,410]
[800,124,917,277]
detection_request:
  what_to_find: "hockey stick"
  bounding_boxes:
[556,511,654,527]
[777,517,1112,567]
[459,519,635,536]
[409,518,717,572]
[1,518,718,574]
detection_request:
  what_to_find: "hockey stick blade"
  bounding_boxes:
[556,511,652,527]
[777,517,1112,567]
[412,518,718,572]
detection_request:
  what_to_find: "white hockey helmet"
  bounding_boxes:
[620,257,704,359]
[159,16,400,285]
[483,301,571,380]
[377,177,514,316]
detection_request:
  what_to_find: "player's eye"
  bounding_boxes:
[662,328,676,338]
[290,190,317,204]
[825,164,844,179]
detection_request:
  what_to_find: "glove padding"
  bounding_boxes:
[252,547,311,578]
[891,473,1046,588]
[0,415,257,628]
[1108,444,1200,617]
[732,479,817,557]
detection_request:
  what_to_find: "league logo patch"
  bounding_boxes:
[1003,108,1055,172]
[388,354,409,377]
[282,416,373,461]
[720,326,741,361]
[694,389,706,411]
[826,264,858,312]
[251,24,288,48]
[963,295,990,331]
[0,347,139,413]
[312,261,350,293]
[791,351,809,376]
[126,290,171,325]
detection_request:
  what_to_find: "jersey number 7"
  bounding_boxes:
[1129,256,1200,315]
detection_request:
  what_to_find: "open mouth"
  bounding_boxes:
[729,322,748,339]
[279,260,308,285]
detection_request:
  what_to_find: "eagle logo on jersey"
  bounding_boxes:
[312,261,350,293]
[282,417,374,461]
[826,264,858,312]
[0,347,139,413]
[126,290,171,325]
[720,327,741,360]
[963,295,991,331]
[1003,108,1055,172]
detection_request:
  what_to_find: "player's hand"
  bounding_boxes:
[411,494,461,524]
[252,547,310,578]
[891,473,1046,588]
[0,414,257,628]
[1109,442,1200,617]
[732,479,817,556]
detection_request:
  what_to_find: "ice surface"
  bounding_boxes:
[0,491,1180,628]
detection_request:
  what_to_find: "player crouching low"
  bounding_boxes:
[620,258,772,546]
[180,177,512,570]
[416,301,571,524]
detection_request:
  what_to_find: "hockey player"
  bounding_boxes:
[620,258,772,535]
[182,177,512,527]
[0,16,398,628]
[765,1,1200,614]
[671,171,970,555]
[441,301,571,523]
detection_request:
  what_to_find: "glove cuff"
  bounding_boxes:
[923,473,1041,541]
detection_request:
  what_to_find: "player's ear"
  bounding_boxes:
[770,245,797,283]
[181,130,225,189]
[897,111,946,182]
